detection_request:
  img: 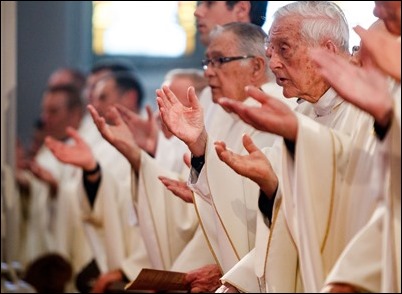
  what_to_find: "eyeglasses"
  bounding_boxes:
[202,55,255,70]
[351,45,360,57]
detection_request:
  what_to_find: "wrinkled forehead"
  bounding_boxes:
[268,16,302,43]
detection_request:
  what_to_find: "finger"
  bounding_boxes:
[183,153,191,168]
[246,85,272,105]
[116,104,136,123]
[87,104,100,122]
[156,89,169,111]
[145,105,154,122]
[107,106,125,126]
[162,85,179,105]
[66,126,82,143]
[187,86,200,110]
[242,134,259,154]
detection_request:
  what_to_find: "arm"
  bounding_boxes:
[115,104,159,156]
[217,87,298,142]
[354,25,401,82]
[214,134,278,198]
[158,176,194,203]
[45,127,98,179]
[87,104,142,172]
[309,47,393,131]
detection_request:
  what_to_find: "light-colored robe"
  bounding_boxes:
[76,120,151,279]
[221,88,371,292]
[325,83,401,292]
[133,127,215,275]
[189,82,297,274]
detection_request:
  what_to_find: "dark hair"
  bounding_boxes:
[91,59,137,76]
[225,1,268,27]
[24,253,73,293]
[106,72,145,109]
[46,84,83,111]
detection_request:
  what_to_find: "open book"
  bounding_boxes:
[125,268,190,292]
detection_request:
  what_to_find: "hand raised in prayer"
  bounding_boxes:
[157,85,207,156]
[185,264,222,293]
[88,104,141,171]
[310,47,393,128]
[45,127,97,171]
[215,134,278,197]
[217,86,298,142]
[115,104,159,156]
[158,176,193,203]
[354,25,401,82]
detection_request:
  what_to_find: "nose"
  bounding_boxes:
[194,4,203,18]
[203,63,215,78]
[268,50,282,71]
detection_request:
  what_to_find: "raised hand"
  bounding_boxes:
[309,47,393,127]
[115,104,159,156]
[45,127,96,171]
[88,104,141,170]
[157,85,207,156]
[354,25,401,82]
[217,86,298,141]
[158,176,194,203]
[215,134,278,197]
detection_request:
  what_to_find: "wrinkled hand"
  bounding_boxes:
[214,134,278,197]
[185,264,222,293]
[88,105,141,170]
[158,176,194,203]
[116,104,159,156]
[45,127,96,171]
[91,269,123,293]
[217,86,298,142]
[354,25,400,82]
[310,47,393,127]
[157,86,207,156]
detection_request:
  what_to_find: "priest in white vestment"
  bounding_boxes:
[211,3,376,292]
[157,22,296,292]
[45,73,151,292]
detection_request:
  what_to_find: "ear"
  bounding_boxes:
[234,1,251,22]
[322,39,339,54]
[251,56,266,79]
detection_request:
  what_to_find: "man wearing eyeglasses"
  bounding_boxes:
[157,22,296,292]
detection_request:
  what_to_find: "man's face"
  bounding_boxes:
[204,31,255,103]
[92,78,121,117]
[83,69,111,105]
[374,1,401,36]
[266,16,327,102]
[195,1,239,46]
[41,92,71,140]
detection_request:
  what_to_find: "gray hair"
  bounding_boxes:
[210,22,268,57]
[209,22,273,78]
[164,68,208,96]
[273,1,349,52]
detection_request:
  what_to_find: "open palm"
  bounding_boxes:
[157,85,204,146]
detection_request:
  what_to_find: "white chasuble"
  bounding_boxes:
[189,82,296,274]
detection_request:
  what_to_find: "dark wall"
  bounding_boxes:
[17,1,92,146]
[16,1,204,147]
